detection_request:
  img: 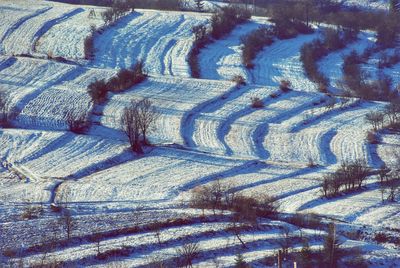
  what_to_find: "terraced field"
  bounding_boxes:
[0,0,399,267]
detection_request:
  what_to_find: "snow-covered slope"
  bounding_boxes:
[0,1,399,267]
[92,10,208,77]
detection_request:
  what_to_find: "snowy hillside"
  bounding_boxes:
[0,0,399,267]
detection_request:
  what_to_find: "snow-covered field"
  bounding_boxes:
[0,0,399,266]
[92,10,208,77]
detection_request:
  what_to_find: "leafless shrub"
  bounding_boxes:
[231,75,246,87]
[190,182,279,220]
[66,110,90,134]
[241,26,273,68]
[321,160,371,198]
[279,79,292,92]
[60,209,74,240]
[189,24,210,78]
[96,247,131,260]
[107,60,147,92]
[251,97,264,108]
[21,205,43,220]
[365,111,385,131]
[84,25,96,60]
[176,242,200,268]
[374,232,389,243]
[307,157,318,168]
[288,212,323,230]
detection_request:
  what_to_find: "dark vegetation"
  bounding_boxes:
[189,180,279,219]
[377,50,400,69]
[241,26,273,69]
[50,0,182,10]
[0,90,11,127]
[88,60,147,104]
[231,74,246,87]
[246,1,400,97]
[321,160,371,198]
[341,50,399,101]
[66,110,90,134]
[241,3,315,69]
[84,2,134,60]
[120,98,158,153]
[300,27,358,92]
[189,6,251,78]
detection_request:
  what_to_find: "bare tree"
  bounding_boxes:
[277,225,293,257]
[176,242,200,268]
[58,188,74,240]
[92,233,102,256]
[121,100,142,153]
[385,101,400,125]
[60,209,74,241]
[121,98,158,153]
[0,89,11,126]
[137,98,158,145]
[365,111,385,131]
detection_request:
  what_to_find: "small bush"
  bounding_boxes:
[66,110,90,134]
[2,248,17,258]
[88,79,108,104]
[273,19,313,40]
[232,75,246,87]
[96,247,131,260]
[176,242,200,268]
[0,90,11,127]
[269,92,279,98]
[251,97,264,108]
[374,232,389,243]
[279,80,292,92]
[288,213,323,229]
[307,157,318,168]
[21,206,43,220]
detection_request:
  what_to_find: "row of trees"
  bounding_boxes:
[88,61,147,104]
[364,101,400,133]
[321,160,371,198]
[341,50,399,101]
[300,27,359,92]
[241,7,315,70]
[84,1,135,60]
[190,180,279,220]
[101,0,134,25]
[189,6,251,78]
[241,26,273,69]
